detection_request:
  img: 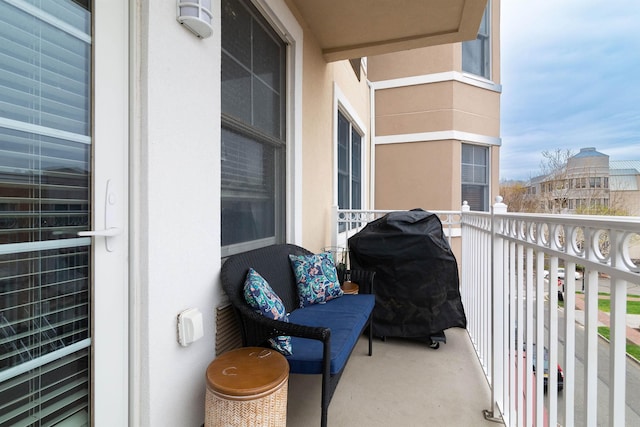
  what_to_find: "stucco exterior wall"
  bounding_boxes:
[368,44,457,81]
[135,2,222,426]
[375,140,459,210]
[374,81,499,138]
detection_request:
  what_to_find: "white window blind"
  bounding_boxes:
[461,143,489,212]
[0,0,92,425]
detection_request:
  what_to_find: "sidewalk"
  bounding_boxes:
[574,293,640,347]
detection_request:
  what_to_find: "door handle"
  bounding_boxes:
[78,227,122,237]
[77,179,121,252]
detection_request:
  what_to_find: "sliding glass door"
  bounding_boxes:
[0,1,128,425]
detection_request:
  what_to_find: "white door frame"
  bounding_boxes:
[92,1,129,425]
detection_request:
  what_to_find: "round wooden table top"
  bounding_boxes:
[341,281,359,294]
[206,347,289,397]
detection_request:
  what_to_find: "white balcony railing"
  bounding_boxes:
[333,202,640,426]
[330,206,462,250]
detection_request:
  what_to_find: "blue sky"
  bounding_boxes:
[499,0,640,181]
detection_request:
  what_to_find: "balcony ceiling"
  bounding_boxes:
[290,0,488,62]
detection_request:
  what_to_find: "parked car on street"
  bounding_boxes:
[544,268,582,301]
[531,343,564,393]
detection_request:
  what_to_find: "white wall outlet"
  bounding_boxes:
[177,308,204,347]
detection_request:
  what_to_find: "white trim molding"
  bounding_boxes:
[375,130,501,146]
[370,71,502,93]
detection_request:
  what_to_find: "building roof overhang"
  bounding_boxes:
[289,0,489,62]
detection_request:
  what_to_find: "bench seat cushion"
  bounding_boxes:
[286,294,375,375]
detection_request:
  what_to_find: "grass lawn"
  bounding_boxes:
[598,326,640,361]
[597,298,640,315]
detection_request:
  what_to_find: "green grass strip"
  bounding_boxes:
[598,327,640,360]
[597,299,640,315]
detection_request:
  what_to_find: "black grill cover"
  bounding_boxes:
[348,209,467,339]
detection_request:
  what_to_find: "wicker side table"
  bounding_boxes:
[341,281,359,295]
[205,347,289,427]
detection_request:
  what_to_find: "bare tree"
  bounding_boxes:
[499,180,538,212]
[530,148,574,214]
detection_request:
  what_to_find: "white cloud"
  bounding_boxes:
[499,0,640,180]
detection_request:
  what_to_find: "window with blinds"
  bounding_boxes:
[0,1,92,425]
[221,0,286,256]
[461,143,489,212]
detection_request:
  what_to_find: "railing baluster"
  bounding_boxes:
[334,206,640,427]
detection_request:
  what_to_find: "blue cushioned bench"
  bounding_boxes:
[221,244,375,427]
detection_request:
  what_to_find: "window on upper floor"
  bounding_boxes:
[221,0,287,256]
[461,143,489,211]
[462,2,490,79]
[337,110,363,217]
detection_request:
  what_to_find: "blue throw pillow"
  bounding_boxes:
[289,252,344,308]
[243,268,292,356]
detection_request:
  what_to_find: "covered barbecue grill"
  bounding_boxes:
[348,209,466,347]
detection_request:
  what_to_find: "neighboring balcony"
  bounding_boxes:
[298,202,640,426]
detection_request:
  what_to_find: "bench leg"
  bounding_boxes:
[368,318,373,356]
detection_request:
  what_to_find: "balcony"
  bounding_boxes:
[291,202,640,426]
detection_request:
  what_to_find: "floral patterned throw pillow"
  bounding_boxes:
[243,268,292,355]
[288,252,344,308]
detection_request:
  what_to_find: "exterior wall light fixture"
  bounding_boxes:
[177,0,213,39]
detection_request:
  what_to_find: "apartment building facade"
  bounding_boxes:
[526,147,640,216]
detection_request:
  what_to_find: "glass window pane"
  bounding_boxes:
[253,22,282,91]
[461,144,489,211]
[221,127,281,246]
[351,130,361,179]
[473,165,487,184]
[338,174,349,209]
[0,348,90,426]
[221,0,251,68]
[0,2,92,424]
[0,3,90,135]
[461,144,473,164]
[462,3,490,79]
[462,184,487,211]
[351,182,361,210]
[461,164,473,183]
[0,129,90,245]
[253,77,280,138]
[221,54,251,122]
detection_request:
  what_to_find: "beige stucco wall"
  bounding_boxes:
[368,44,457,81]
[374,81,500,138]
[288,8,371,253]
[375,140,459,210]
[375,141,499,210]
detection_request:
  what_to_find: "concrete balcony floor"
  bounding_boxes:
[287,327,499,426]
